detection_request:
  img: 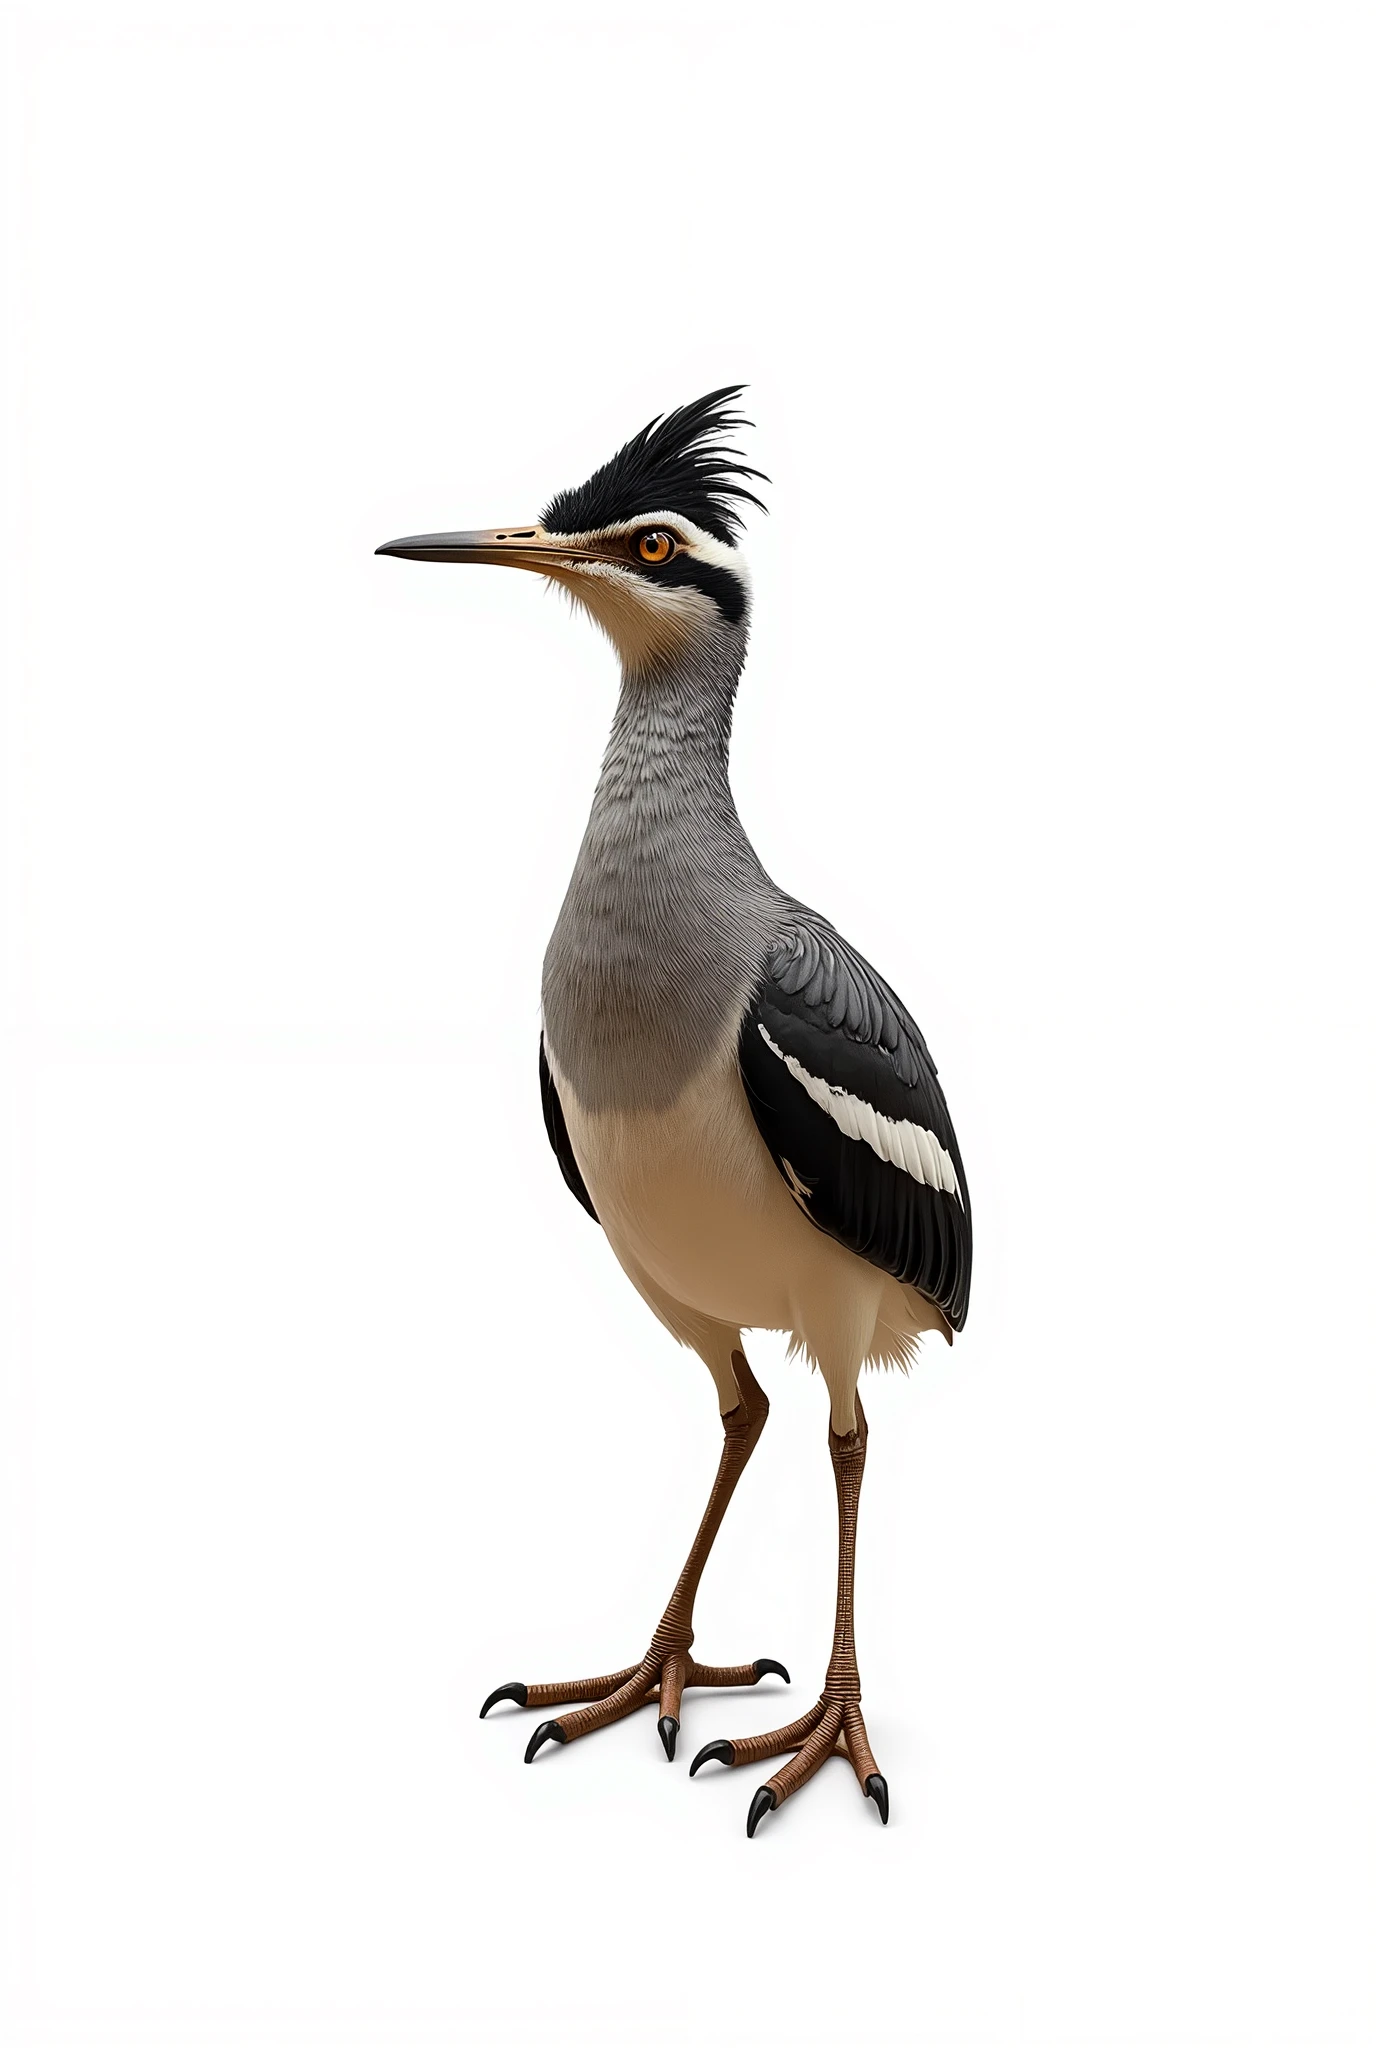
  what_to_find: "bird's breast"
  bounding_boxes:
[541,861,780,1117]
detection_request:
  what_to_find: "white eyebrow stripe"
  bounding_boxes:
[546,512,750,584]
[757,1024,964,1211]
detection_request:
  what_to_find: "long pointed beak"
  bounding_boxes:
[375,524,576,569]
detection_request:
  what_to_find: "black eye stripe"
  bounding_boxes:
[624,552,748,625]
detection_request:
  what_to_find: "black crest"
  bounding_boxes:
[542,386,768,546]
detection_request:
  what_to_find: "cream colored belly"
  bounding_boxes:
[550,1029,961,1369]
[551,1036,843,1330]
[547,1035,951,1435]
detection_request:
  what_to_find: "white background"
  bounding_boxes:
[3,4,1374,2043]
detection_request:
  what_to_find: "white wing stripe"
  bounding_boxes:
[757,1025,964,1211]
[900,1123,927,1181]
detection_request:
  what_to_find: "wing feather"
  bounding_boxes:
[738,911,972,1330]
[539,1037,599,1223]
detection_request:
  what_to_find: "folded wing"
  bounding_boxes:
[738,914,971,1330]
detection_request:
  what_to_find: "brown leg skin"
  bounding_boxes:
[689,1395,889,1835]
[478,1351,789,1764]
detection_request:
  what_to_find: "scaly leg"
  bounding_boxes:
[479,1351,788,1762]
[690,1395,888,1834]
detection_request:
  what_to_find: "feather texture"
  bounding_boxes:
[542,387,768,546]
[739,914,972,1330]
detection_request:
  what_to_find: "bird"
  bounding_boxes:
[376,388,971,1835]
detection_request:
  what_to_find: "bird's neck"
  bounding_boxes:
[542,626,782,1112]
[593,630,748,835]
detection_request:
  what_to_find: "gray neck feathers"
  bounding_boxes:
[542,623,783,1112]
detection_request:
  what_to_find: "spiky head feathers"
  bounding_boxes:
[541,386,767,546]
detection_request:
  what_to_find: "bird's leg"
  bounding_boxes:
[479,1350,789,1763]
[689,1394,888,1834]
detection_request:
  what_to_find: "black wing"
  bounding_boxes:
[738,914,971,1330]
[539,1037,599,1223]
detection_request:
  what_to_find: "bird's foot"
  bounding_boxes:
[689,1692,887,1835]
[480,1649,789,1763]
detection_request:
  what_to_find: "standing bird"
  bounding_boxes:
[377,390,971,1835]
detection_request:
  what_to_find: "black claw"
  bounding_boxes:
[865,1773,890,1824]
[746,1785,777,1838]
[689,1738,736,1777]
[479,1681,528,1719]
[752,1658,790,1685]
[657,1715,680,1761]
[523,1719,566,1764]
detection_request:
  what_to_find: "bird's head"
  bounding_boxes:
[376,387,766,674]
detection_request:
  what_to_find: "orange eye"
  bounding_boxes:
[635,529,676,564]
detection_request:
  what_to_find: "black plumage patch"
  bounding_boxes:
[738,915,972,1331]
[632,551,748,626]
[539,1038,598,1223]
[542,387,767,547]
